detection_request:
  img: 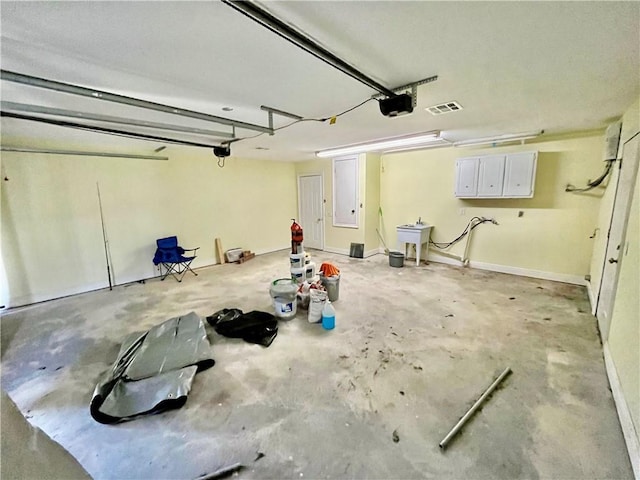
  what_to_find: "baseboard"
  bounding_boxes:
[427,252,463,267]
[427,253,587,286]
[586,281,598,315]
[603,342,640,479]
[323,247,350,256]
[253,246,290,256]
[321,246,380,259]
[5,281,109,310]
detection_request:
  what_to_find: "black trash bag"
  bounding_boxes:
[206,309,278,347]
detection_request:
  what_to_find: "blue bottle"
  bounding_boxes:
[322,301,335,330]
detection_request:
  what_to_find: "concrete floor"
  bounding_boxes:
[1,251,633,479]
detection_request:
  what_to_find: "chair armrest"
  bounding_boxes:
[182,247,200,253]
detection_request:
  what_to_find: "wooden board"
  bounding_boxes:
[238,252,255,264]
[215,238,225,264]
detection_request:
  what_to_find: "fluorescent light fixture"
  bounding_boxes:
[316,131,442,158]
[453,130,543,148]
[384,139,452,154]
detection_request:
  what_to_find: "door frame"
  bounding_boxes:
[297,173,325,250]
[596,133,640,340]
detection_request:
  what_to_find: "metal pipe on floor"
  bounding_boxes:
[439,367,512,450]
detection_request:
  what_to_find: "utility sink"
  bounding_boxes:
[396,223,433,266]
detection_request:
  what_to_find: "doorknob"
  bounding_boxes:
[608,258,618,264]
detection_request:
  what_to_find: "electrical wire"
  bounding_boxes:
[3,96,378,166]
[227,97,378,145]
[429,216,497,249]
[565,159,616,193]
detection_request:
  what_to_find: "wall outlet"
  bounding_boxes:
[459,208,465,216]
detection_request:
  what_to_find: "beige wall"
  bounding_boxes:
[1,140,296,307]
[380,133,605,281]
[295,154,381,255]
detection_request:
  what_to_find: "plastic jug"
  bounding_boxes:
[321,300,335,330]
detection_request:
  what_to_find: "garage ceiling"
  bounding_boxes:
[1,1,638,161]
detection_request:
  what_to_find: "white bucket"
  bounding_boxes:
[274,296,296,319]
[305,261,316,280]
[270,278,298,320]
[290,266,305,283]
[290,252,305,268]
[304,253,311,265]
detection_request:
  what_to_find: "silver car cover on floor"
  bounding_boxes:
[90,312,215,424]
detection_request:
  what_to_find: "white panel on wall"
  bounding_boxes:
[333,156,359,228]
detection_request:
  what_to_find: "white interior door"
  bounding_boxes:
[597,134,640,340]
[333,156,359,227]
[298,174,324,250]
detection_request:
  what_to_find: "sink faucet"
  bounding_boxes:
[417,217,422,225]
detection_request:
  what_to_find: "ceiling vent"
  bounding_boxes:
[426,101,463,115]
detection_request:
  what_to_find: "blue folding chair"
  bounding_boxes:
[153,236,200,282]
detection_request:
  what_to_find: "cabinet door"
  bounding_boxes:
[455,157,479,197]
[504,152,537,197]
[477,155,505,196]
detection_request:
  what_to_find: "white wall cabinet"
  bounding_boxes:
[455,152,537,198]
[503,152,537,197]
[454,157,479,197]
[477,155,506,197]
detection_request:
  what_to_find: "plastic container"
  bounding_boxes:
[389,251,405,268]
[304,253,311,264]
[321,301,335,330]
[269,278,298,320]
[225,248,243,263]
[305,261,316,281]
[290,252,305,268]
[290,266,305,284]
[291,219,304,243]
[319,274,340,302]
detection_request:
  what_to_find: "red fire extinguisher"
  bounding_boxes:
[291,219,303,253]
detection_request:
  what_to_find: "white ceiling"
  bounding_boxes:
[1,1,638,161]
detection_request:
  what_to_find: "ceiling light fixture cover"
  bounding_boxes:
[453,131,543,147]
[316,131,442,158]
